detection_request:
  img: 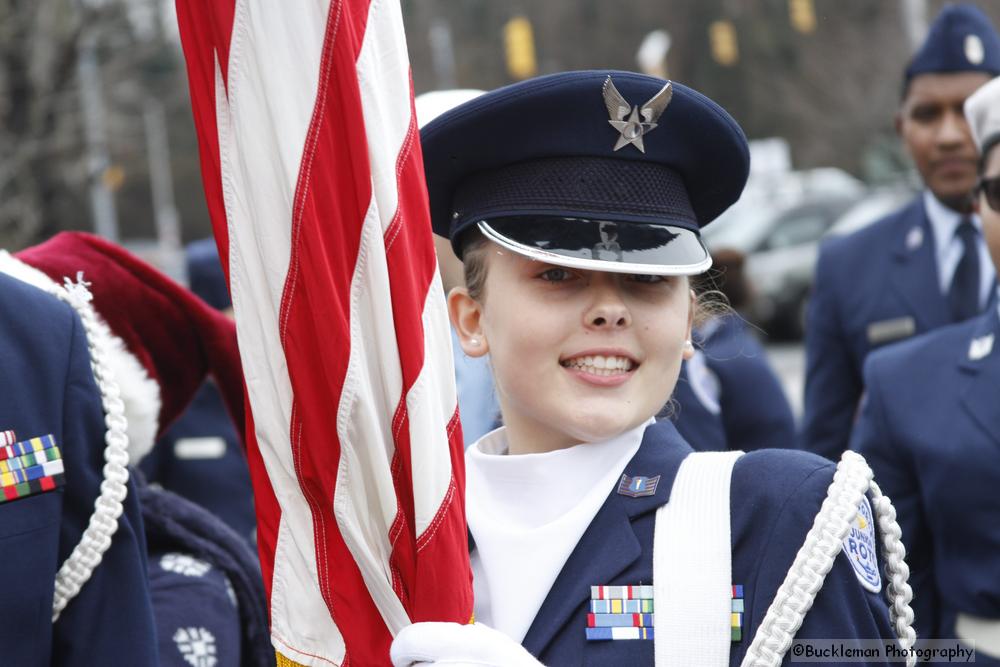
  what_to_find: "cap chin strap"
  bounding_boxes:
[741,451,916,667]
[49,274,130,622]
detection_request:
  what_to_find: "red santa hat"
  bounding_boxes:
[0,232,244,461]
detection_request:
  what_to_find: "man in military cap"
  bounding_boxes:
[804,3,1000,460]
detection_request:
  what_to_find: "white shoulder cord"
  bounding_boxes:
[49,274,130,621]
[740,451,916,667]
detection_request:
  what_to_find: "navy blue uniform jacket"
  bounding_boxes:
[669,315,795,453]
[0,273,157,665]
[851,306,1000,654]
[138,475,273,667]
[511,420,895,665]
[665,365,727,452]
[804,197,953,460]
[144,381,256,544]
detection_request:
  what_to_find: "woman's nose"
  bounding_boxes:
[585,279,631,329]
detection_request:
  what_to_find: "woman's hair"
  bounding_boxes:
[459,231,492,302]
[457,229,731,327]
[700,248,751,311]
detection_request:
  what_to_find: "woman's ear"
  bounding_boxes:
[448,287,489,357]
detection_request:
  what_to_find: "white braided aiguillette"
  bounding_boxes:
[741,451,915,667]
[50,274,130,621]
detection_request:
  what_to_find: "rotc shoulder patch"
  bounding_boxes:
[841,496,881,593]
[0,434,65,504]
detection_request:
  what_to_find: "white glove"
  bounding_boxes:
[390,622,545,667]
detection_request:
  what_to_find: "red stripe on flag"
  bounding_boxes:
[174,0,235,284]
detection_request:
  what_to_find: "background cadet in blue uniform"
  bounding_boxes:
[143,238,257,544]
[803,3,1000,461]
[0,271,157,665]
[390,71,912,666]
[7,232,272,667]
[851,75,1000,663]
[669,249,795,452]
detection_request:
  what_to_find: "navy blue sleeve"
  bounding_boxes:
[802,242,863,461]
[712,340,795,452]
[50,309,159,666]
[850,354,939,639]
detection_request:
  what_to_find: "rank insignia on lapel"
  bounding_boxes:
[969,333,994,361]
[0,434,65,504]
[617,474,660,498]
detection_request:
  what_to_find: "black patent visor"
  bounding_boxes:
[477,216,711,276]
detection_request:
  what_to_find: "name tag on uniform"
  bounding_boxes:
[866,317,915,346]
[0,434,65,503]
[174,437,227,460]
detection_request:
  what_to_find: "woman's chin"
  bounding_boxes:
[562,411,648,445]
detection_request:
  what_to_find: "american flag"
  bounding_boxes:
[174,1,474,664]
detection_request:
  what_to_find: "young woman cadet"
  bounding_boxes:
[850,75,1000,663]
[391,71,912,666]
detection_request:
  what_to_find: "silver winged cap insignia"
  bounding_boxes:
[602,76,673,153]
[602,77,630,121]
[641,82,673,126]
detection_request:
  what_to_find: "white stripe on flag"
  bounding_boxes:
[407,272,459,537]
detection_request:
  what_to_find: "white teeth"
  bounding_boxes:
[562,355,635,374]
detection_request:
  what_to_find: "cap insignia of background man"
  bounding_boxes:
[964,74,1000,154]
[905,3,1000,81]
[420,70,749,276]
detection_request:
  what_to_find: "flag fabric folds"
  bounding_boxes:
[174,1,474,664]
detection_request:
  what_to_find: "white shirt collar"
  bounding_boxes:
[923,190,981,256]
[922,191,995,304]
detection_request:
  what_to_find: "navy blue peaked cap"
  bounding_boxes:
[905,3,1000,81]
[186,238,231,311]
[420,70,749,271]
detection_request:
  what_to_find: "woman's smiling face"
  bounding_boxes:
[450,243,694,454]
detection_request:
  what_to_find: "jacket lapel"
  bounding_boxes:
[521,421,692,656]
[958,308,1000,448]
[888,198,951,330]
